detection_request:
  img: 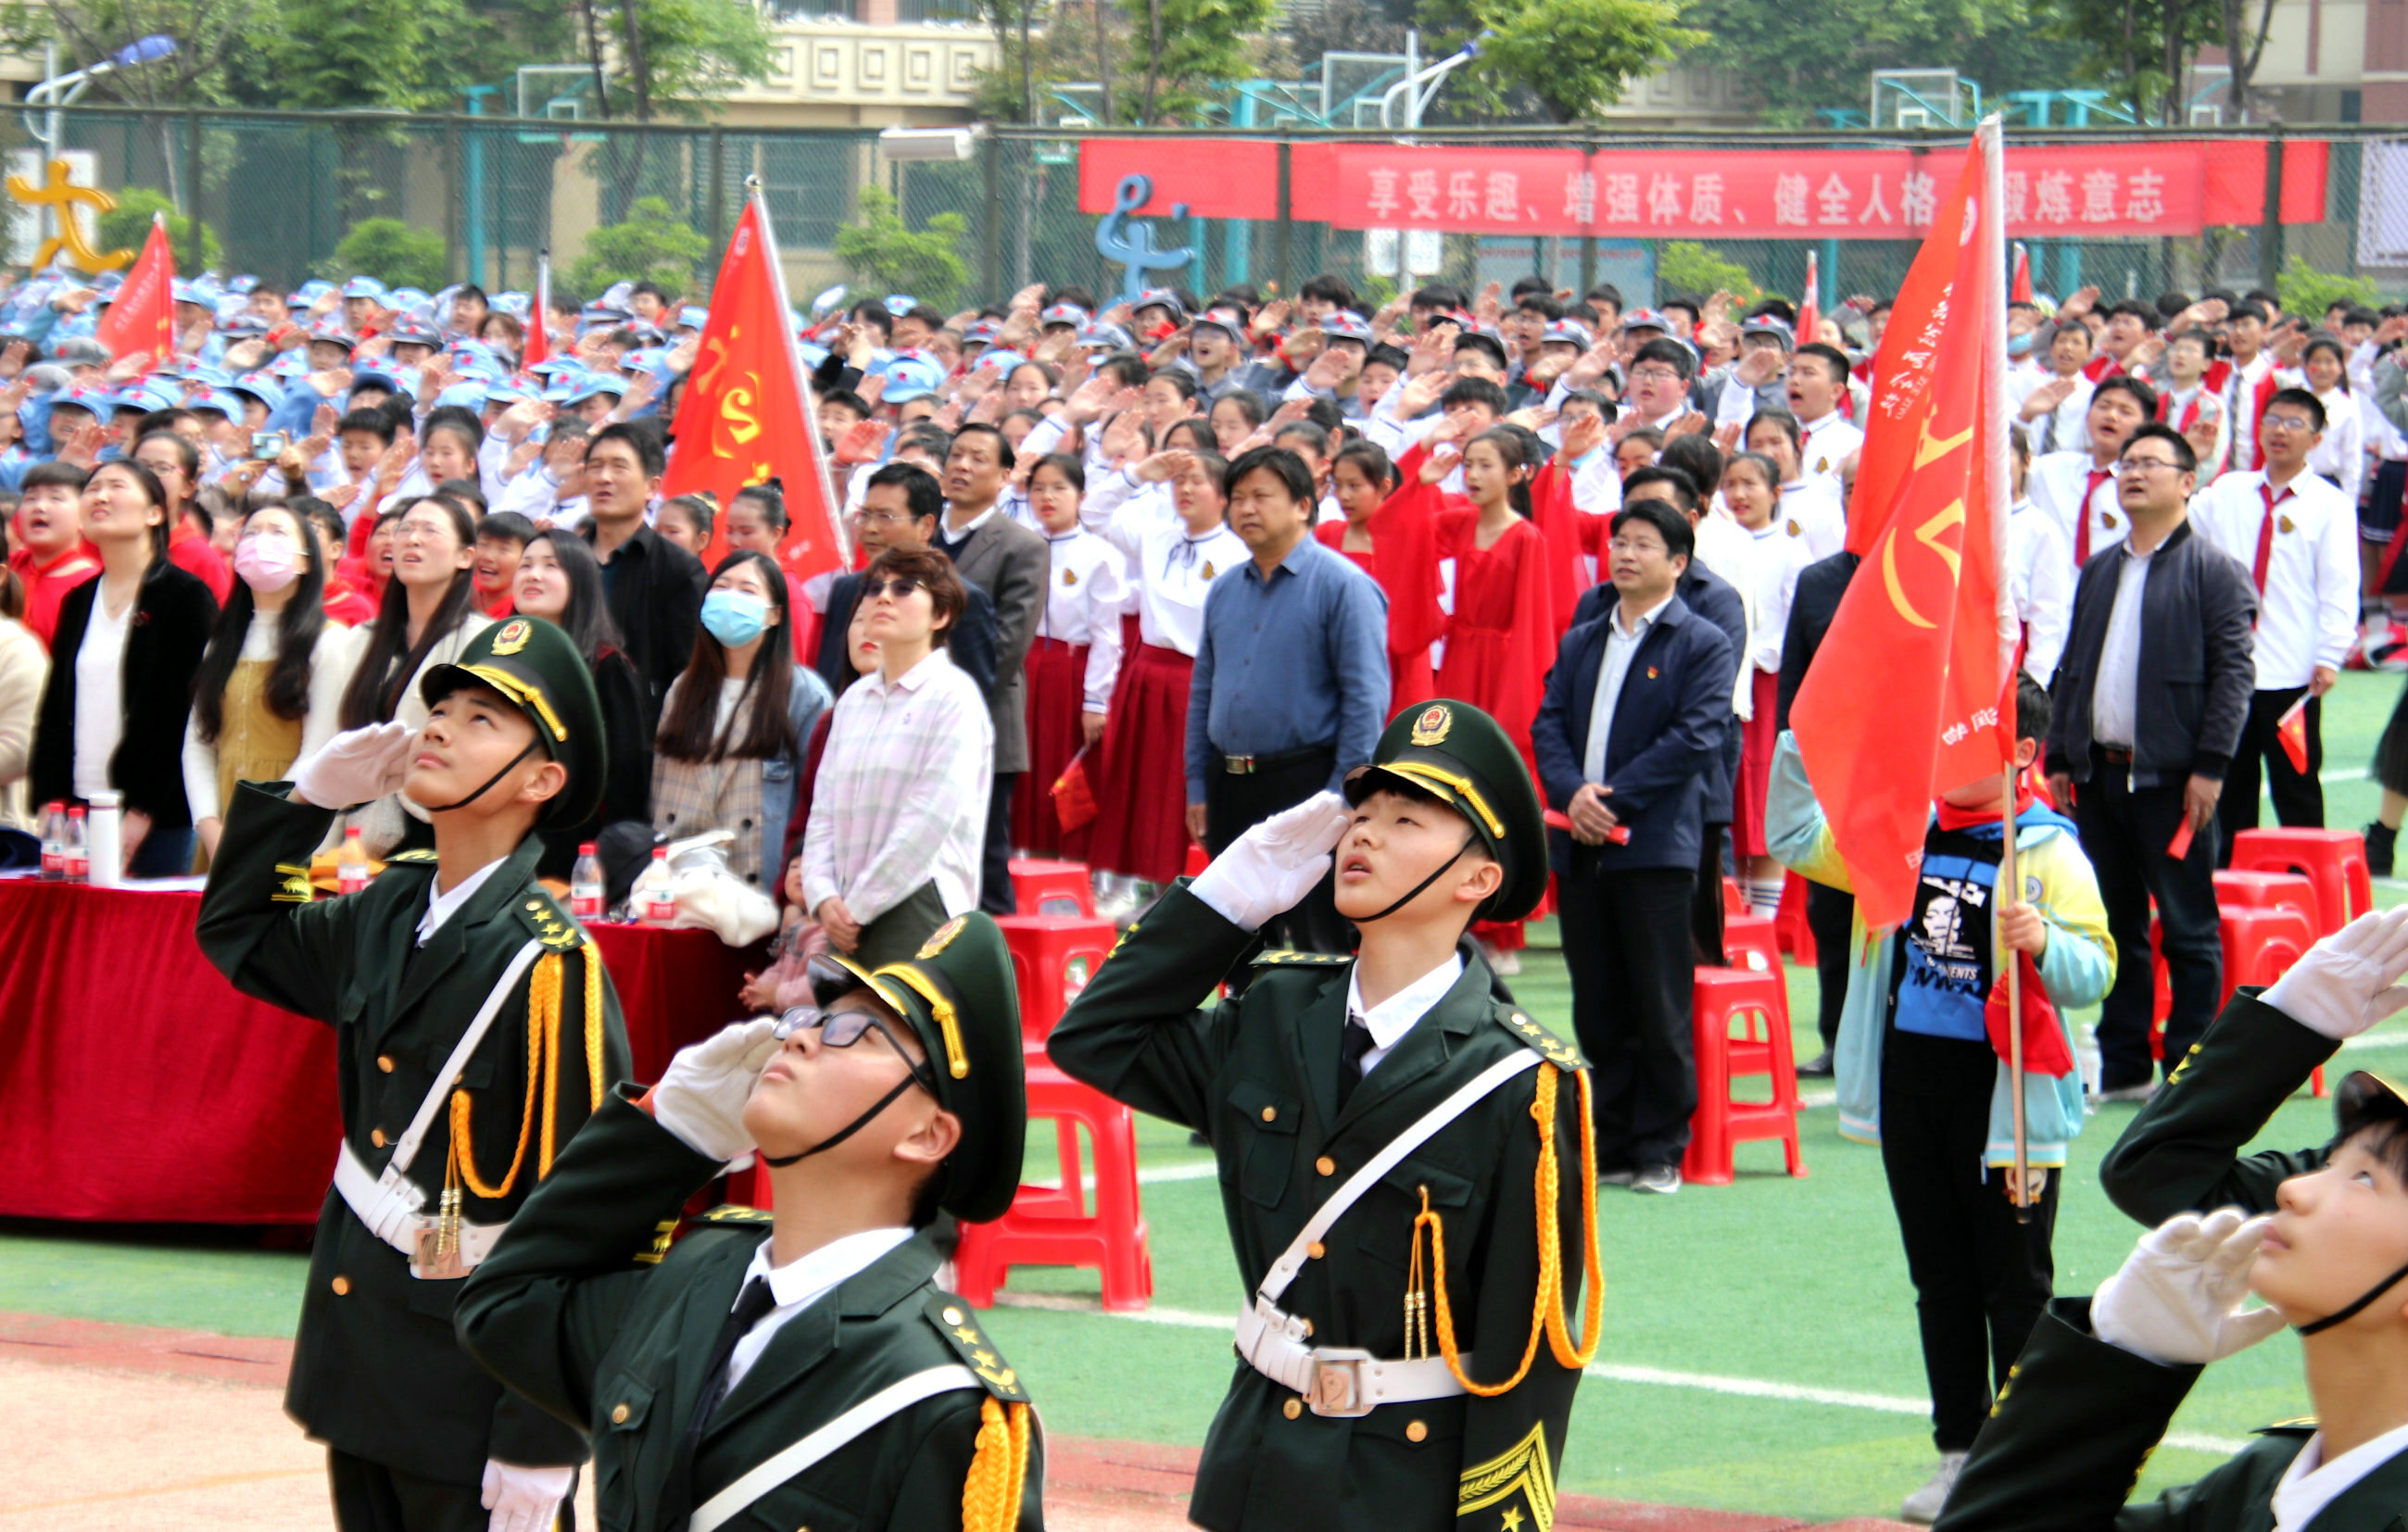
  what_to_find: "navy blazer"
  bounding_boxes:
[1532,594,1736,874]
[1572,561,1746,825]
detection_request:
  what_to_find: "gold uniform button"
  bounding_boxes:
[370,1129,386,1149]
[1260,1105,1278,1123]
[610,1403,630,1425]
[1282,1398,1303,1419]
[1316,1156,1335,1176]
[1406,1420,1429,1442]
[376,1055,394,1073]
[331,1275,350,1296]
[1306,1241,1325,1260]
[942,1307,965,1326]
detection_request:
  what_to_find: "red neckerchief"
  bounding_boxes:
[1934,783,2038,832]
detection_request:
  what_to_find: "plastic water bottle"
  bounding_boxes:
[337,827,372,896]
[640,847,676,926]
[63,806,88,884]
[39,802,63,880]
[571,843,604,921]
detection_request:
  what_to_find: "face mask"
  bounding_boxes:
[233,537,300,593]
[701,588,771,647]
[2008,331,2036,358]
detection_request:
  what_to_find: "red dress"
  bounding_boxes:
[1314,520,1437,714]
[1084,644,1193,884]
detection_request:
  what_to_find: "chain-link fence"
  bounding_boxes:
[3,107,2402,315]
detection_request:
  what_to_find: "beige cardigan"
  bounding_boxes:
[0,616,49,833]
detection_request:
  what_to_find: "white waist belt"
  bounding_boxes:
[334,1140,508,1273]
[1235,1296,1467,1416]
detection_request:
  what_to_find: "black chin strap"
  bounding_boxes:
[421,740,540,813]
[759,1074,921,1169]
[1350,835,1478,924]
[2296,1258,2408,1336]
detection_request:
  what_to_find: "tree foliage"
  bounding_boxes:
[2275,255,2380,319]
[1657,241,1759,302]
[1681,0,2053,122]
[568,196,711,293]
[331,217,447,290]
[95,186,221,268]
[0,0,266,105]
[1472,0,1704,123]
[1124,0,1276,123]
[833,186,968,310]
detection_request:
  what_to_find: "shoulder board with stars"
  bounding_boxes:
[698,1204,774,1225]
[925,1292,1028,1401]
[385,848,440,865]
[514,888,585,951]
[1494,1006,1588,1070]
[1252,949,1352,967]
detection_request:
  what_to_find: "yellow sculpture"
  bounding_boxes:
[5,158,131,272]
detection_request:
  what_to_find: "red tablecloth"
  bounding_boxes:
[0,881,762,1224]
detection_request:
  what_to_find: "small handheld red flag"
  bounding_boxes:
[2276,696,2311,774]
[92,213,175,374]
[1051,747,1098,834]
[523,249,551,370]
[2011,243,2033,306]
[1797,248,1820,349]
[1986,950,2074,1077]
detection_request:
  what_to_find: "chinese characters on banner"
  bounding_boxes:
[1326,144,2216,240]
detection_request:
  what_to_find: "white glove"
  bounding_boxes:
[1190,790,1353,932]
[649,1017,783,1162]
[2092,1208,2287,1366]
[2263,905,2408,1041]
[290,721,418,810]
[481,1459,574,1532]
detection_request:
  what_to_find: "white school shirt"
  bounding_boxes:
[2309,384,2367,503]
[2191,468,2358,689]
[2028,450,2132,575]
[1736,520,1813,678]
[2161,383,2230,480]
[2225,351,2276,471]
[1797,410,1864,486]
[1100,493,1246,656]
[1778,476,1847,560]
[1343,954,1465,1076]
[1039,527,1129,711]
[70,588,133,801]
[2006,497,2074,685]
[2013,370,2094,456]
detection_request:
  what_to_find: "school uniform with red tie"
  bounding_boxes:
[2027,448,2132,576]
[2190,464,2358,845]
[2156,383,2228,480]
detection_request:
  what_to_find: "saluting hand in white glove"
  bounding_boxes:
[290,721,418,810]
[1190,790,1353,932]
[2263,905,2408,1042]
[2092,1208,2286,1366]
[648,1017,784,1162]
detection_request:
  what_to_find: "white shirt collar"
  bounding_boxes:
[1344,953,1465,1062]
[722,1225,916,1394]
[1800,410,1843,433]
[417,858,508,946]
[944,501,1001,537]
[1611,590,1676,640]
[2271,1420,2408,1532]
[866,647,952,697]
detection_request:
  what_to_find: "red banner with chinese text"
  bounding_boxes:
[662,197,848,578]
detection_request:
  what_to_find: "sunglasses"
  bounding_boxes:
[775,1004,937,1092]
[864,576,924,601]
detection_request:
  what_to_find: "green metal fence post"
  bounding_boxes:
[183,108,204,271]
[983,132,1003,307]
[708,125,726,245]
[1275,140,1292,296]
[2259,129,2287,292]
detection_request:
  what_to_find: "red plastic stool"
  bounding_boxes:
[2150,906,2326,1095]
[1184,843,1210,878]
[998,913,1116,1044]
[1010,858,1097,917]
[2229,828,2372,936]
[1721,913,1788,1027]
[1722,877,1746,915]
[1683,966,1808,1186]
[952,1061,1154,1312]
[2213,870,2321,934]
[1774,872,1818,965]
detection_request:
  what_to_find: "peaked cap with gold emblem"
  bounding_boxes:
[2337,1069,2408,1142]
[1343,697,1547,923]
[818,912,1027,1224]
[418,615,606,828]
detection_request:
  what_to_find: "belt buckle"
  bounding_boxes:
[1307,1348,1378,1417]
[1227,755,1255,774]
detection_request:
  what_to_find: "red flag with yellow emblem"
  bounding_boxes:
[662,194,848,578]
[92,213,174,373]
[1791,122,2016,929]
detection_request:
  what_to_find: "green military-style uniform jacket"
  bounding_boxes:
[456,1091,1044,1532]
[2099,991,2342,1225]
[1932,1295,2408,1532]
[195,781,630,1483]
[1047,884,1591,1532]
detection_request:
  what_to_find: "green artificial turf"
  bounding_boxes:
[7,670,2408,1521]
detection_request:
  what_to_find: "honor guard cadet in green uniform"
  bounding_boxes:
[196,614,627,1532]
[457,910,1043,1532]
[1932,908,2408,1532]
[1050,699,1603,1532]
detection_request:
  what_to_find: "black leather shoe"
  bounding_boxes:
[1797,1050,1836,1078]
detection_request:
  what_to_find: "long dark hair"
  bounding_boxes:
[89,458,174,565]
[523,528,624,667]
[655,549,801,764]
[194,503,329,744]
[338,494,480,728]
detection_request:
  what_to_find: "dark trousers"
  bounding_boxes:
[1559,862,1697,1171]
[2215,685,2322,863]
[2074,754,2223,1088]
[979,772,1017,915]
[1691,823,1727,964]
[1204,746,1350,954]
[1808,882,1856,1052]
[327,1449,488,1532]
[1879,1028,2060,1452]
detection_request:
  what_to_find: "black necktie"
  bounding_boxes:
[1337,1020,1375,1109]
[658,1275,778,1530]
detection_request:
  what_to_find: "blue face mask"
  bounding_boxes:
[701,589,771,647]
[2008,331,2036,357]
